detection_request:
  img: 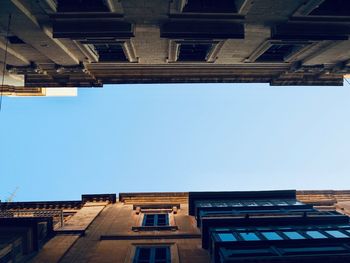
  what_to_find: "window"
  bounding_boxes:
[306,231,328,239]
[262,232,283,240]
[218,233,237,242]
[142,214,169,227]
[256,44,305,62]
[167,40,223,63]
[309,0,350,16]
[134,247,171,263]
[177,43,213,62]
[283,231,305,240]
[182,0,237,13]
[239,232,260,241]
[7,36,25,44]
[57,0,110,12]
[326,230,349,238]
[89,43,128,62]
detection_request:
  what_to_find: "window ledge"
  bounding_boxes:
[132,226,178,232]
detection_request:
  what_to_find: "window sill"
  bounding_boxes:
[132,226,178,232]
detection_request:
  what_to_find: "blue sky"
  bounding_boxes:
[1,82,350,201]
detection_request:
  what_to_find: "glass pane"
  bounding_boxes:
[218,233,237,242]
[155,247,167,260]
[262,232,283,240]
[306,231,328,239]
[326,230,349,238]
[283,231,305,240]
[144,214,155,226]
[239,232,260,241]
[156,214,168,226]
[138,248,151,260]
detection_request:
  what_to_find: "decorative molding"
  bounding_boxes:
[123,39,138,63]
[293,0,325,16]
[101,234,201,240]
[74,40,98,62]
[132,203,181,210]
[44,0,57,12]
[166,40,179,63]
[102,0,124,13]
[6,63,46,75]
[132,226,178,231]
[82,194,117,203]
[207,40,225,63]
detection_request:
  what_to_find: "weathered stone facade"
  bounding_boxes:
[0,0,350,91]
[2,190,350,262]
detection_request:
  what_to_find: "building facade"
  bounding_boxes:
[0,0,350,92]
[2,190,350,262]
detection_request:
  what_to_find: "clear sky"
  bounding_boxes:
[1,82,350,201]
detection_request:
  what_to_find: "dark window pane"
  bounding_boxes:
[262,232,283,240]
[143,214,155,226]
[306,231,328,239]
[283,231,305,240]
[155,247,167,261]
[183,0,237,13]
[256,44,304,62]
[143,214,169,227]
[239,232,260,241]
[157,214,167,226]
[178,43,212,62]
[7,36,25,44]
[93,43,127,62]
[57,0,110,12]
[133,246,171,263]
[309,0,350,16]
[138,248,151,261]
[134,247,170,263]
